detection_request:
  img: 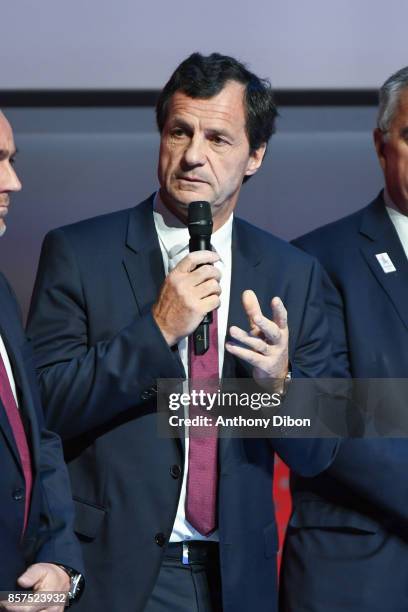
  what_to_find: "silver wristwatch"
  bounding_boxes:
[57,565,84,605]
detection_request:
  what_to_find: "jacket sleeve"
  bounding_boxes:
[271,258,347,476]
[35,428,84,575]
[0,273,84,574]
[26,228,184,439]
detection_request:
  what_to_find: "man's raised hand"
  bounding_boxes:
[225,290,289,390]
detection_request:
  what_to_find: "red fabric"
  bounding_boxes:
[273,456,292,572]
[0,352,33,534]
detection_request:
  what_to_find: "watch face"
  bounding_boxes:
[69,573,84,600]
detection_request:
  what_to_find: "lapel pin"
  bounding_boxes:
[375,252,396,274]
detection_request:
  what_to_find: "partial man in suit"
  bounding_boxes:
[0,111,84,610]
[27,53,340,612]
[280,67,408,611]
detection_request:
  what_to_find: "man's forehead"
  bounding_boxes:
[167,82,246,125]
[0,112,14,144]
[392,88,408,123]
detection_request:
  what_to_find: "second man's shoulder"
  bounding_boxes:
[292,197,379,258]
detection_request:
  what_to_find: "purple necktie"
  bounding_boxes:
[0,351,33,534]
[185,309,219,536]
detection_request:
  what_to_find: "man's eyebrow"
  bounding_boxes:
[206,127,233,139]
[168,118,233,138]
[168,118,192,131]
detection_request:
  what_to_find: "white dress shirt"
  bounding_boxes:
[0,334,19,406]
[153,192,232,542]
[384,189,408,260]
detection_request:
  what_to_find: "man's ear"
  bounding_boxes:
[373,128,387,172]
[245,143,267,178]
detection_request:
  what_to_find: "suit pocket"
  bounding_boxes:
[289,500,379,534]
[73,498,107,539]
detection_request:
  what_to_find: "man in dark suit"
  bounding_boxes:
[280,67,408,611]
[0,111,84,610]
[27,53,340,612]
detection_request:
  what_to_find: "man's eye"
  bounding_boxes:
[171,128,186,138]
[211,135,227,146]
[399,128,408,143]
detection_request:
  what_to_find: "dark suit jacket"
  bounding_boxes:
[281,193,408,611]
[27,195,339,612]
[0,272,83,590]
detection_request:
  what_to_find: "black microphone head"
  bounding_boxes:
[188,201,213,237]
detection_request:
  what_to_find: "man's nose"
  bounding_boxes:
[183,135,206,167]
[1,164,22,192]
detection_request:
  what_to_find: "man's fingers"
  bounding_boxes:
[192,263,221,285]
[17,565,44,589]
[242,291,288,332]
[242,290,262,331]
[251,314,282,344]
[177,250,219,273]
[225,340,267,368]
[271,296,287,330]
[1,604,45,612]
[201,294,221,313]
[229,326,272,354]
[197,278,222,299]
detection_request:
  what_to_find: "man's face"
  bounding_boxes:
[0,112,21,235]
[158,80,266,230]
[374,88,408,215]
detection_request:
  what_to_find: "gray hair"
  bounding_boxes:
[378,66,408,133]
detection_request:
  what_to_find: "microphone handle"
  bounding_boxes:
[189,236,213,355]
[189,236,211,252]
[193,321,210,356]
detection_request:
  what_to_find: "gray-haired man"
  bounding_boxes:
[280,67,408,611]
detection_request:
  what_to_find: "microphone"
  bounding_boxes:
[188,201,213,355]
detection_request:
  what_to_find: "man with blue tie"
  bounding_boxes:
[27,53,340,612]
[280,67,408,611]
[0,111,84,610]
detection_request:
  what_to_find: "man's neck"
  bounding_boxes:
[383,188,408,217]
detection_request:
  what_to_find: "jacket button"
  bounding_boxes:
[154,532,166,547]
[12,488,24,501]
[170,465,181,479]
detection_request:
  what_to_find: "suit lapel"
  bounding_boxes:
[359,194,408,332]
[123,195,166,316]
[219,219,264,464]
[0,313,38,475]
[222,218,263,379]
[123,196,186,452]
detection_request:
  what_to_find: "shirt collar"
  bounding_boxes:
[153,191,233,263]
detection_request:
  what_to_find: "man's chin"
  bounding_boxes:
[174,182,212,200]
[163,189,209,211]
